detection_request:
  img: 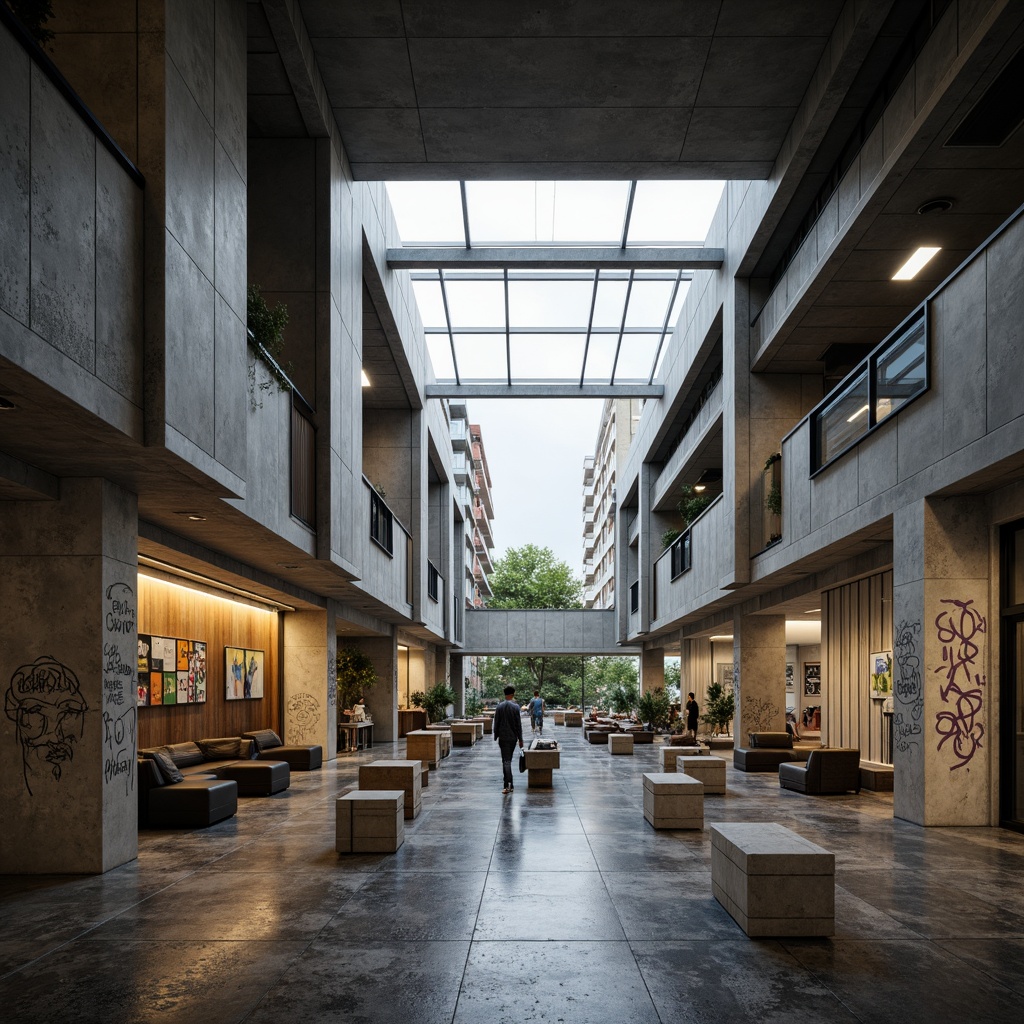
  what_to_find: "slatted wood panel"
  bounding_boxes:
[138,575,280,749]
[822,570,892,762]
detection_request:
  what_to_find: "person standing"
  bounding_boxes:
[684,691,700,743]
[526,690,545,734]
[493,684,524,794]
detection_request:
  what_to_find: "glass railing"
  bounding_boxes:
[811,311,927,472]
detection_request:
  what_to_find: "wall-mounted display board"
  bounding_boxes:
[137,635,207,705]
[225,647,265,700]
[803,662,821,696]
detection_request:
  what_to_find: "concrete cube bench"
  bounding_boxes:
[553,711,565,725]
[642,772,703,830]
[450,723,477,747]
[658,745,703,771]
[524,744,560,788]
[563,712,583,727]
[406,729,443,770]
[710,822,834,937]
[609,733,633,755]
[677,755,726,793]
[359,760,422,819]
[336,790,405,854]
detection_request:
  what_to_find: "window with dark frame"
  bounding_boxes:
[370,490,394,555]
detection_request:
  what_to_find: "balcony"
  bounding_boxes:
[451,418,469,450]
[358,479,412,612]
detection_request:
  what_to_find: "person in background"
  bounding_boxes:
[526,690,545,735]
[684,691,700,743]
[493,684,524,794]
[786,709,801,741]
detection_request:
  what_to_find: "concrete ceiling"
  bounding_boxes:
[250,0,849,179]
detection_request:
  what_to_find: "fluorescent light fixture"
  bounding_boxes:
[709,634,733,642]
[805,608,821,614]
[892,246,940,280]
[846,403,870,423]
[361,369,371,387]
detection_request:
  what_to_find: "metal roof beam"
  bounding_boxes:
[388,247,723,270]
[426,384,664,399]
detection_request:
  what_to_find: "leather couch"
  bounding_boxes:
[779,748,862,794]
[243,728,323,770]
[142,737,290,796]
[733,731,812,772]
[137,756,237,828]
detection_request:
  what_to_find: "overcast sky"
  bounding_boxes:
[470,397,604,575]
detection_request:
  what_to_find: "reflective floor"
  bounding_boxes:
[2,726,1024,1023]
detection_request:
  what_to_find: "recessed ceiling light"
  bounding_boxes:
[892,246,941,280]
[693,483,706,493]
[186,514,207,522]
[917,197,953,215]
[361,370,371,387]
[0,397,16,410]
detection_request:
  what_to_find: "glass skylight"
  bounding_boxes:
[385,179,724,386]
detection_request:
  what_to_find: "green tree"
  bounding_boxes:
[336,647,377,710]
[488,544,582,610]
[663,659,681,701]
[637,686,672,731]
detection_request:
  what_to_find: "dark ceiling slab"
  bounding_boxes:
[294,0,847,178]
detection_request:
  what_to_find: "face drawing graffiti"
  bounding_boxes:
[5,656,88,795]
[287,692,320,742]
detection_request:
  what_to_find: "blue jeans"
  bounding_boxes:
[532,714,543,733]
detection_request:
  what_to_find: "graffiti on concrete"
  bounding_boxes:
[933,598,986,771]
[743,696,779,732]
[893,619,923,754]
[4,657,88,795]
[287,692,321,744]
[103,706,136,794]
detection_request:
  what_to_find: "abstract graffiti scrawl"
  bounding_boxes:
[933,598,986,771]
[893,619,923,753]
[744,696,779,731]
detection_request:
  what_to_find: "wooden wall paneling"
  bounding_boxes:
[137,575,281,749]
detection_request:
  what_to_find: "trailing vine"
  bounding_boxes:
[246,285,293,407]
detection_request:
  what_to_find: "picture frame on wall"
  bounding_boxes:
[786,663,795,692]
[716,662,734,693]
[804,662,821,696]
[870,651,892,699]
[138,634,206,706]
[225,647,265,700]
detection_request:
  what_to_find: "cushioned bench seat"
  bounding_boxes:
[779,748,861,794]
[243,729,322,770]
[138,757,238,829]
[733,732,812,772]
[143,738,290,796]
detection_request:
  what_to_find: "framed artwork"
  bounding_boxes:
[138,634,206,706]
[786,663,795,692]
[716,662,734,693]
[870,651,892,699]
[226,647,265,700]
[804,662,821,696]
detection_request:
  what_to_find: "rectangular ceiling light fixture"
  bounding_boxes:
[361,369,371,387]
[892,247,940,280]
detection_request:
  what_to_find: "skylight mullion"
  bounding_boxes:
[620,181,637,250]
[579,270,600,388]
[609,270,635,384]
[504,269,511,387]
[648,270,683,385]
[438,270,460,386]
[460,181,472,250]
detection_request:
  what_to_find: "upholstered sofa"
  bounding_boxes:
[141,738,290,796]
[779,748,862,794]
[137,756,238,828]
[243,729,323,770]
[733,732,812,772]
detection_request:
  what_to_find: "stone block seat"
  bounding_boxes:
[710,822,835,937]
[406,729,443,771]
[137,756,237,829]
[563,712,583,727]
[658,745,704,770]
[643,772,703,830]
[359,760,422,819]
[678,755,726,793]
[243,728,322,770]
[336,790,405,854]
[450,722,478,746]
[779,748,862,794]
[732,732,812,773]
[524,740,560,787]
[585,728,611,744]
[142,738,290,795]
[608,733,633,754]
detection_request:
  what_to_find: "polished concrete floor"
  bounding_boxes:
[2,725,1024,1023]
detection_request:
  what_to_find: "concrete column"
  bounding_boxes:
[450,654,465,715]
[893,498,991,825]
[640,647,665,695]
[638,462,654,633]
[282,607,337,760]
[733,613,786,740]
[0,479,138,874]
[360,634,398,743]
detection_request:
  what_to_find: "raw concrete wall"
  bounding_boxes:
[462,609,634,656]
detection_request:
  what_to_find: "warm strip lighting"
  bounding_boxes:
[138,556,295,611]
[709,635,733,642]
[846,403,870,423]
[892,246,940,280]
[361,369,371,387]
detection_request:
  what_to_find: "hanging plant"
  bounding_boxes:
[763,451,782,471]
[246,285,292,407]
[765,481,782,517]
[661,528,681,550]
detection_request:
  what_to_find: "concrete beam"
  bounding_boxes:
[426,384,664,399]
[387,247,724,270]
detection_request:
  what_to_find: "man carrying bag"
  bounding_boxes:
[493,684,524,794]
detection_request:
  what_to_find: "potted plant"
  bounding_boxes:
[336,647,377,715]
[422,681,457,724]
[636,686,672,732]
[701,682,735,736]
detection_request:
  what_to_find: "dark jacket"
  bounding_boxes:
[493,699,523,744]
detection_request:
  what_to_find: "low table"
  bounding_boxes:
[338,721,373,752]
[216,760,290,795]
[710,822,834,937]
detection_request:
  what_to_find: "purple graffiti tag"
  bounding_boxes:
[933,599,986,770]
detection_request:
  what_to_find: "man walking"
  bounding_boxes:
[493,684,524,794]
[526,690,545,735]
